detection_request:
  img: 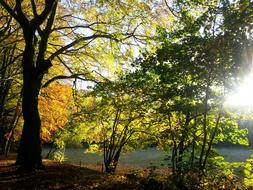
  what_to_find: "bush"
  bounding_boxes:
[52,150,66,163]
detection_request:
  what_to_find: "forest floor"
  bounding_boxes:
[0,155,169,190]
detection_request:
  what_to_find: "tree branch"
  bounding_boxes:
[30,0,38,17]
[31,0,56,28]
[52,22,107,31]
[42,74,99,88]
[15,0,29,27]
[36,1,58,72]
[164,0,180,18]
[0,1,22,25]
[48,34,118,60]
[0,16,12,36]
[56,56,73,74]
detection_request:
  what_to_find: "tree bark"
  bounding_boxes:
[16,43,44,170]
[0,48,13,154]
[16,78,43,169]
[202,112,221,170]
[199,84,209,170]
[104,147,122,173]
[171,140,177,174]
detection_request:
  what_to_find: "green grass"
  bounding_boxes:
[216,145,253,162]
[42,146,253,167]
[42,147,167,167]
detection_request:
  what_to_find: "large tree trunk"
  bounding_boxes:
[16,44,44,170]
[0,0,56,171]
[16,77,43,170]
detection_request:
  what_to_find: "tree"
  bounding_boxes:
[128,0,253,175]
[39,83,74,143]
[0,0,160,170]
[0,0,61,170]
[0,10,23,156]
[67,78,154,173]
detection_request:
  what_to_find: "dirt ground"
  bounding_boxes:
[0,155,169,190]
[0,155,135,190]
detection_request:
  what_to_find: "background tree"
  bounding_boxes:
[39,83,74,143]
[0,8,23,156]
[65,78,155,173]
[127,0,253,175]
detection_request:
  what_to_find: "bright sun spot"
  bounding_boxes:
[225,73,253,107]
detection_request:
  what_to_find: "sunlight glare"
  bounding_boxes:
[225,73,253,107]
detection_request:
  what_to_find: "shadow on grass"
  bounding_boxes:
[0,160,103,190]
[0,155,147,190]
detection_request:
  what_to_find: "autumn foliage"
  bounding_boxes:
[39,84,74,143]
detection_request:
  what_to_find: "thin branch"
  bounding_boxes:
[57,14,89,22]
[164,0,180,18]
[52,22,107,31]
[0,1,22,25]
[56,56,73,74]
[30,0,38,17]
[0,16,12,36]
[48,34,118,60]
[42,73,99,88]
[92,70,110,82]
[61,38,95,55]
[0,53,23,73]
[0,26,22,44]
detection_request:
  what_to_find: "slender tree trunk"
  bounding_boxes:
[177,113,190,173]
[0,70,11,154]
[190,138,196,169]
[45,143,55,159]
[4,112,22,157]
[0,80,13,154]
[177,138,184,173]
[3,91,22,157]
[202,112,221,169]
[190,112,197,169]
[171,140,177,174]
[199,85,209,170]
[104,147,122,173]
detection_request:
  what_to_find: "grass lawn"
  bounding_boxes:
[43,145,253,168]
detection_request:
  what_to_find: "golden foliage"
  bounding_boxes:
[39,83,74,142]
